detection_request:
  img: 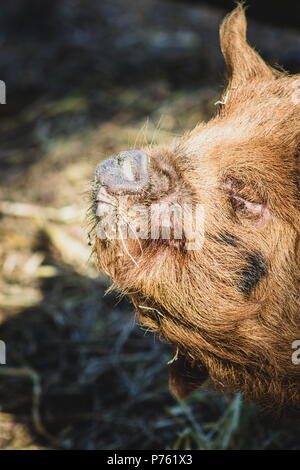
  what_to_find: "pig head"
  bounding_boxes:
[91,5,300,407]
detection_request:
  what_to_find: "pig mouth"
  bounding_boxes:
[91,178,188,253]
[93,188,188,253]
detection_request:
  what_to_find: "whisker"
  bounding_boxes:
[133,119,148,149]
[118,219,139,267]
[150,115,163,147]
[117,207,144,256]
[140,118,150,147]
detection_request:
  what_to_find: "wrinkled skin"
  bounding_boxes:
[91,5,300,408]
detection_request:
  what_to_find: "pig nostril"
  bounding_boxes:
[96,150,149,195]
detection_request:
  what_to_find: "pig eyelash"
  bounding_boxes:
[229,191,271,222]
[221,177,268,220]
[230,193,265,216]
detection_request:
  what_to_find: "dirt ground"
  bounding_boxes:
[0,0,299,450]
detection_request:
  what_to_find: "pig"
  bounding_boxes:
[90,4,300,408]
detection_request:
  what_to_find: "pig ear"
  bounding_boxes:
[220,4,279,89]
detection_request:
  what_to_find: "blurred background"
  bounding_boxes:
[0,0,299,450]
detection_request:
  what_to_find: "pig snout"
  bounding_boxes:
[96,150,149,195]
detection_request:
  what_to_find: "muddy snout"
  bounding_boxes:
[96,150,149,195]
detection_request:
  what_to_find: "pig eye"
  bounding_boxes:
[222,176,269,221]
[230,193,266,218]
